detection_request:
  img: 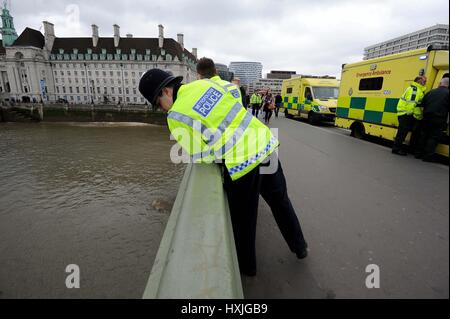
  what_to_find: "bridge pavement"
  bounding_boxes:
[242,114,449,299]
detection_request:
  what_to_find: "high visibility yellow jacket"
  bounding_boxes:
[397,81,427,120]
[167,77,279,181]
[210,75,242,100]
[250,93,260,104]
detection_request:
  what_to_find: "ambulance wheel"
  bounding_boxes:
[351,122,365,139]
[308,112,318,125]
[285,109,293,119]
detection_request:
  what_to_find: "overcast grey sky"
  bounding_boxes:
[7,0,450,77]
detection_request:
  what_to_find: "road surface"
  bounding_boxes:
[242,114,449,299]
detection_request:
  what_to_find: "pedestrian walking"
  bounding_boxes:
[240,86,248,109]
[275,93,282,118]
[244,94,250,111]
[250,91,262,117]
[263,91,275,124]
[259,91,266,119]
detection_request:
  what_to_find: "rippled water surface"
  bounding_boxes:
[0,123,185,298]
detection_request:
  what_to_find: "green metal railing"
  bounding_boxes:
[143,163,243,299]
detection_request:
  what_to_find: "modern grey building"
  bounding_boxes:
[266,70,296,79]
[247,70,297,95]
[364,24,449,60]
[228,61,262,86]
[247,78,283,95]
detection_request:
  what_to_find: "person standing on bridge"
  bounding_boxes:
[240,86,248,109]
[250,91,262,117]
[263,90,275,124]
[415,77,449,162]
[392,76,427,156]
[139,68,308,277]
[275,93,282,118]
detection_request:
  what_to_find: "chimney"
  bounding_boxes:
[177,33,184,51]
[113,24,120,47]
[126,34,133,38]
[43,21,55,51]
[158,24,164,48]
[92,24,99,47]
[192,48,197,58]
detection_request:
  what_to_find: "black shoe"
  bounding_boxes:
[392,149,407,156]
[241,268,256,277]
[296,249,308,259]
[296,243,308,259]
[414,154,423,159]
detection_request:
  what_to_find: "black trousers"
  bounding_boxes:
[264,109,273,123]
[274,106,280,117]
[393,115,420,152]
[223,160,307,274]
[416,116,447,159]
[251,104,260,117]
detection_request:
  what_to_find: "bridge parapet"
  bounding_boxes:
[143,163,243,299]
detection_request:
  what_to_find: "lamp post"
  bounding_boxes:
[49,62,57,104]
[91,79,96,105]
[120,63,126,106]
[84,62,92,105]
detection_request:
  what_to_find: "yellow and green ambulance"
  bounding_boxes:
[336,45,449,157]
[281,76,340,124]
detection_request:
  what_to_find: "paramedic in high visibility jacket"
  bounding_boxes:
[139,68,308,276]
[250,91,262,117]
[392,76,427,156]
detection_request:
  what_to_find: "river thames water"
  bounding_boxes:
[0,122,185,298]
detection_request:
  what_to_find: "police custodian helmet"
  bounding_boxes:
[139,69,183,105]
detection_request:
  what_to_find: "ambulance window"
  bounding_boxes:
[304,87,313,100]
[359,77,384,91]
[286,87,293,94]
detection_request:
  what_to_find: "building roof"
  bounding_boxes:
[269,70,296,74]
[9,26,197,62]
[13,27,45,48]
[50,37,196,62]
[364,24,449,50]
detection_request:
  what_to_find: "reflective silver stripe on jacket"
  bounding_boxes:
[208,102,242,145]
[205,79,229,92]
[216,112,253,158]
[400,97,419,104]
[225,83,237,89]
[410,86,418,102]
[191,149,214,162]
[168,102,251,160]
[167,111,210,136]
[401,86,419,103]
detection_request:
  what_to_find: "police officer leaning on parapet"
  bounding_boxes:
[415,77,449,162]
[138,68,308,277]
[392,76,427,156]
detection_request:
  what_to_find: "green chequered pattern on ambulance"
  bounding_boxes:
[336,97,400,127]
[282,96,312,111]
